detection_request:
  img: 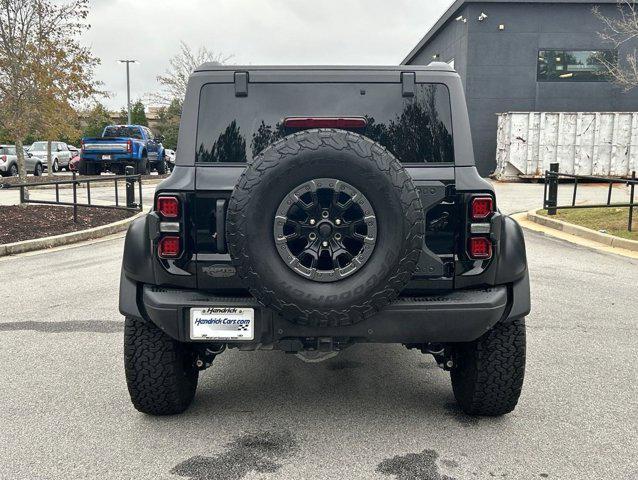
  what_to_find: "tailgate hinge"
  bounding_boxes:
[234,71,249,97]
[401,72,415,97]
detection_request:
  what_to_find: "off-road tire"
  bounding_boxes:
[451,317,526,416]
[156,159,167,175]
[124,316,199,415]
[78,159,90,176]
[226,128,424,327]
[137,156,149,175]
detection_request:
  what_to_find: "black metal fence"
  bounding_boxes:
[1,166,143,223]
[544,162,637,232]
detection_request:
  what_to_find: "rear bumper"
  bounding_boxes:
[81,154,136,163]
[120,272,530,347]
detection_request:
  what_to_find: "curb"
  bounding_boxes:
[526,210,638,252]
[0,210,146,257]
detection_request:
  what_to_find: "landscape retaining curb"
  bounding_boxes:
[0,210,145,257]
[526,210,638,252]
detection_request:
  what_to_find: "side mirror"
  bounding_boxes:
[156,135,165,143]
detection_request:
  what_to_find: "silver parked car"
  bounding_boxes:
[0,145,43,177]
[29,141,72,172]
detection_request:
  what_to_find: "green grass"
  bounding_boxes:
[537,207,638,241]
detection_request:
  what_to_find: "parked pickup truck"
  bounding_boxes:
[80,124,166,175]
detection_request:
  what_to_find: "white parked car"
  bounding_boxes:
[164,148,176,171]
[29,141,73,172]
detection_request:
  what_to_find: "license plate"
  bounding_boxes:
[190,307,254,340]
[102,154,111,160]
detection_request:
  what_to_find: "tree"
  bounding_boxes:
[155,98,182,150]
[593,1,638,90]
[0,0,100,183]
[154,41,232,104]
[130,100,148,125]
[82,102,112,138]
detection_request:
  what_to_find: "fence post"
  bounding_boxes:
[125,166,135,209]
[547,162,559,215]
[629,171,636,232]
[72,172,78,224]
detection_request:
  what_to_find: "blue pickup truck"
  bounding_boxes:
[79,125,166,176]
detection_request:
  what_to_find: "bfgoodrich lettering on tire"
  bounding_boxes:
[226,128,424,326]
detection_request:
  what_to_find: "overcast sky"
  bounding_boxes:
[83,0,450,109]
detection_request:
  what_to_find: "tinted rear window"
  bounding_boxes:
[196,83,453,164]
[103,126,143,139]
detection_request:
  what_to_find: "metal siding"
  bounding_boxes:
[495,111,638,178]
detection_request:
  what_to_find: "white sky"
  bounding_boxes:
[83,0,451,109]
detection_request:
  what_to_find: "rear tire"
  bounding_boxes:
[124,316,199,415]
[8,164,18,176]
[52,159,59,173]
[78,159,89,176]
[136,156,149,175]
[156,159,167,175]
[450,318,526,416]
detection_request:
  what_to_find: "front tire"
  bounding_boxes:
[34,163,43,176]
[52,159,59,173]
[450,318,526,416]
[124,316,199,415]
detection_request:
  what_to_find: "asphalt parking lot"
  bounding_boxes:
[0,189,636,479]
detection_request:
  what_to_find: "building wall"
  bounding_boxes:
[408,5,470,85]
[408,2,638,176]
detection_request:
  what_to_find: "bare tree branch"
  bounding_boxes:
[593,1,638,90]
[152,41,233,104]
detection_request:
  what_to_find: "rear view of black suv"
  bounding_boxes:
[120,64,530,416]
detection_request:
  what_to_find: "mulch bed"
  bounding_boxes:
[0,205,136,244]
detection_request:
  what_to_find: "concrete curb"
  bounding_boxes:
[526,209,638,252]
[0,211,145,257]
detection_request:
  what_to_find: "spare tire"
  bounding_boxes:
[226,129,424,326]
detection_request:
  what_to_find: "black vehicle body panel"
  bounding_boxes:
[119,65,530,347]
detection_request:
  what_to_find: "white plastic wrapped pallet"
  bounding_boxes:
[494,112,638,180]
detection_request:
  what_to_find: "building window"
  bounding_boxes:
[537,50,616,82]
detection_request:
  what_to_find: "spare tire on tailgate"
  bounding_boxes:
[226,129,424,326]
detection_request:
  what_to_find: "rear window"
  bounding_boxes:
[196,83,454,164]
[103,126,143,139]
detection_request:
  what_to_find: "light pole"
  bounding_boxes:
[118,59,137,124]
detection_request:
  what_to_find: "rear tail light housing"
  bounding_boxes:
[471,196,494,220]
[127,139,133,153]
[0,155,6,162]
[158,235,181,258]
[156,196,180,218]
[283,117,367,129]
[468,237,492,259]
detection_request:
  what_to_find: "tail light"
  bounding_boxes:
[158,236,181,258]
[0,155,6,162]
[127,139,133,153]
[283,117,367,129]
[471,197,494,220]
[156,196,179,218]
[468,237,492,259]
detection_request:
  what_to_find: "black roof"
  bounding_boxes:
[401,0,620,64]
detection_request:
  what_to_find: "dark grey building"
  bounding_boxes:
[403,0,638,175]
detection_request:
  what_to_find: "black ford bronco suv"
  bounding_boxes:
[120,64,530,417]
